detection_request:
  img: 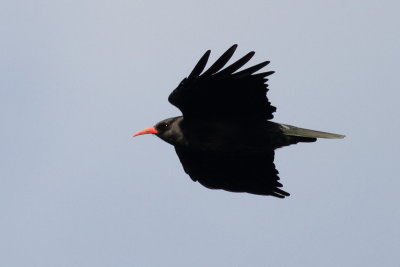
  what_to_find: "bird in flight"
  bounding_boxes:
[133,45,344,198]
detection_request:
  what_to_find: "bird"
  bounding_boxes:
[133,44,344,198]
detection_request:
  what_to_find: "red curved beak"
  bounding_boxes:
[133,126,158,137]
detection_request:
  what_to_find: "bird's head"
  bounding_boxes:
[133,116,184,146]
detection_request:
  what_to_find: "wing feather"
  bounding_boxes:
[169,45,276,121]
[187,50,211,81]
[215,51,255,77]
[202,44,237,76]
[251,71,275,80]
[232,61,270,78]
[174,146,290,198]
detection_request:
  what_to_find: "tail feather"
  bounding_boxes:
[279,123,345,139]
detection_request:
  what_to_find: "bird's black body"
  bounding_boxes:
[134,45,344,198]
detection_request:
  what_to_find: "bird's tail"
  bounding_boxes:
[279,123,345,139]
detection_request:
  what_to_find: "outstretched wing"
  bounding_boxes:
[174,146,290,198]
[168,44,276,121]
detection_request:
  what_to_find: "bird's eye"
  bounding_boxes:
[159,122,169,130]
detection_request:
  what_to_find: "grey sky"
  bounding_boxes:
[1,0,399,266]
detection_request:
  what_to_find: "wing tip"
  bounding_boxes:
[187,49,211,80]
[202,44,239,76]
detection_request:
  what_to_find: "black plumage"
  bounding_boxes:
[134,45,344,198]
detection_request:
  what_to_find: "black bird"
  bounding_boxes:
[134,45,344,198]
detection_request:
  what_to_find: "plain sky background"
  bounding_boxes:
[1,0,399,266]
